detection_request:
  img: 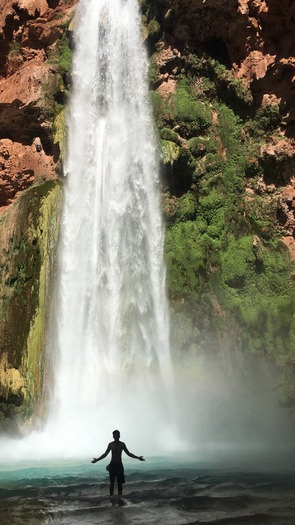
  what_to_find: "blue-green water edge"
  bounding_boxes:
[1,457,295,525]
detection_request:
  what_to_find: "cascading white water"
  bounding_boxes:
[42,0,174,456]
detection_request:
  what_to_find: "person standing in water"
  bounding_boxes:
[92,430,145,496]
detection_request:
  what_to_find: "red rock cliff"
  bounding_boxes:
[157,0,295,137]
[0,0,75,211]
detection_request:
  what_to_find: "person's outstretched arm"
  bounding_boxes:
[123,443,145,461]
[91,444,111,463]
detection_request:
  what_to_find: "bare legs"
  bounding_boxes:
[110,482,123,496]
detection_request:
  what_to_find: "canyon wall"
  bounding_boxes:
[0,0,73,431]
[0,0,294,430]
[142,0,295,413]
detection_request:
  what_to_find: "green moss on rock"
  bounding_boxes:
[160,127,182,144]
[148,44,295,409]
[53,107,67,161]
[161,140,181,164]
[166,80,212,138]
[0,180,63,431]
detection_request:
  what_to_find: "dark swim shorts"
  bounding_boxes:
[109,462,125,484]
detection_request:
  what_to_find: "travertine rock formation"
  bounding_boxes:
[0,0,75,208]
[150,0,295,247]
[156,0,295,135]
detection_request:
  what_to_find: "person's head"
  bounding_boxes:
[113,430,120,441]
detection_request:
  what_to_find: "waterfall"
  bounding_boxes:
[42,0,173,456]
[2,0,294,465]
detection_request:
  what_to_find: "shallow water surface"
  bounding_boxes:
[0,457,295,524]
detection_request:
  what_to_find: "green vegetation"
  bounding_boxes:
[41,30,73,160]
[147,34,295,406]
[165,221,206,299]
[151,79,212,138]
[0,181,62,428]
[166,80,212,137]
[51,34,73,76]
[219,235,294,362]
[8,40,22,57]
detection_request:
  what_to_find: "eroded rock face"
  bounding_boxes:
[0,0,73,430]
[0,180,62,432]
[155,0,295,133]
[156,0,295,135]
[0,0,75,208]
[0,138,56,208]
[150,0,295,250]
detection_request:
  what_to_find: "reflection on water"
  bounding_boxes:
[1,458,295,524]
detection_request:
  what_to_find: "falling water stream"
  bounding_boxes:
[0,0,175,462]
[43,0,174,456]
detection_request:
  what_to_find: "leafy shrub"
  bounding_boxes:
[148,18,160,36]
[165,221,206,298]
[217,104,242,155]
[244,195,278,239]
[160,128,182,144]
[220,235,256,289]
[256,104,281,131]
[188,137,217,158]
[175,193,197,222]
[149,90,166,127]
[49,34,72,78]
[219,235,294,356]
[166,80,212,137]
[161,140,181,164]
[198,189,226,227]
[148,61,158,84]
